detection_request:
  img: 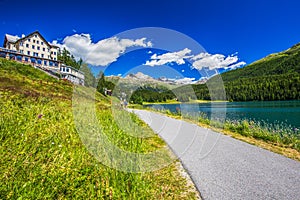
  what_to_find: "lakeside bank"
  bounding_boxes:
[129,103,300,161]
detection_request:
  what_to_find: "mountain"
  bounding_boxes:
[125,72,155,81]
[173,42,300,102]
[106,72,198,86]
[218,42,300,82]
[110,42,300,103]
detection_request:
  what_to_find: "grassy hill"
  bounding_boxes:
[219,42,300,82]
[0,58,198,199]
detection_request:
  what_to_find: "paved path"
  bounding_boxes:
[130,109,300,200]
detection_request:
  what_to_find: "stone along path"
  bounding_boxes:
[130,109,300,200]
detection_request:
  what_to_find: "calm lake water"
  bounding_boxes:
[145,101,300,129]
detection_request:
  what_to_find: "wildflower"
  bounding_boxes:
[109,188,113,199]
[37,114,43,119]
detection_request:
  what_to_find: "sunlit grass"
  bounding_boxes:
[0,58,199,199]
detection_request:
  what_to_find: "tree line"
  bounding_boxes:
[129,73,300,103]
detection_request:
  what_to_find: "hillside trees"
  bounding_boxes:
[96,71,115,95]
[80,63,96,87]
[58,48,81,69]
[58,48,96,87]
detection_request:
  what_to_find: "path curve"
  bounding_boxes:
[130,109,300,200]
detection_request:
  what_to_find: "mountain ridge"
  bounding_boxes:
[217,42,300,83]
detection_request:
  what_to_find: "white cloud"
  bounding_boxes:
[148,50,152,54]
[174,77,196,85]
[144,49,245,71]
[144,48,192,66]
[191,53,246,70]
[53,33,152,66]
[51,40,58,45]
[191,52,211,60]
[181,69,185,73]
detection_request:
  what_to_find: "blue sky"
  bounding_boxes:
[1,0,300,81]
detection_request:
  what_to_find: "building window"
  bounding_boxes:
[43,48,45,51]
[20,50,24,54]
[28,39,30,42]
[26,44,29,48]
[27,51,30,55]
[20,42,23,46]
[37,41,39,44]
[32,45,35,49]
[54,52,56,55]
[44,60,47,65]
[41,42,44,45]
[37,46,40,50]
[34,34,37,38]
[33,39,35,43]
[41,54,44,58]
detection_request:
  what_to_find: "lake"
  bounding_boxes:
[145,101,300,129]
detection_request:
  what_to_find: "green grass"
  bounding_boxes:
[0,58,199,199]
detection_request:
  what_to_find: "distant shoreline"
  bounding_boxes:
[142,99,300,105]
[142,100,228,105]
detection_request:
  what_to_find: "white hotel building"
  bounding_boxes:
[1,31,84,85]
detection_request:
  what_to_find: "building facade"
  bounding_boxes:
[4,31,59,61]
[1,31,84,85]
[60,64,85,85]
[2,31,60,72]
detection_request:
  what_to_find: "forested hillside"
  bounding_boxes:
[176,42,300,102]
[130,42,300,102]
[219,43,300,82]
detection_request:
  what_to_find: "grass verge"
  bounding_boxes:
[146,107,300,161]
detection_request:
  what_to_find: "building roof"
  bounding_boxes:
[5,34,20,43]
[4,31,58,50]
[50,44,60,49]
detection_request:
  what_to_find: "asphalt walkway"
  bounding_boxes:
[130,109,300,200]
